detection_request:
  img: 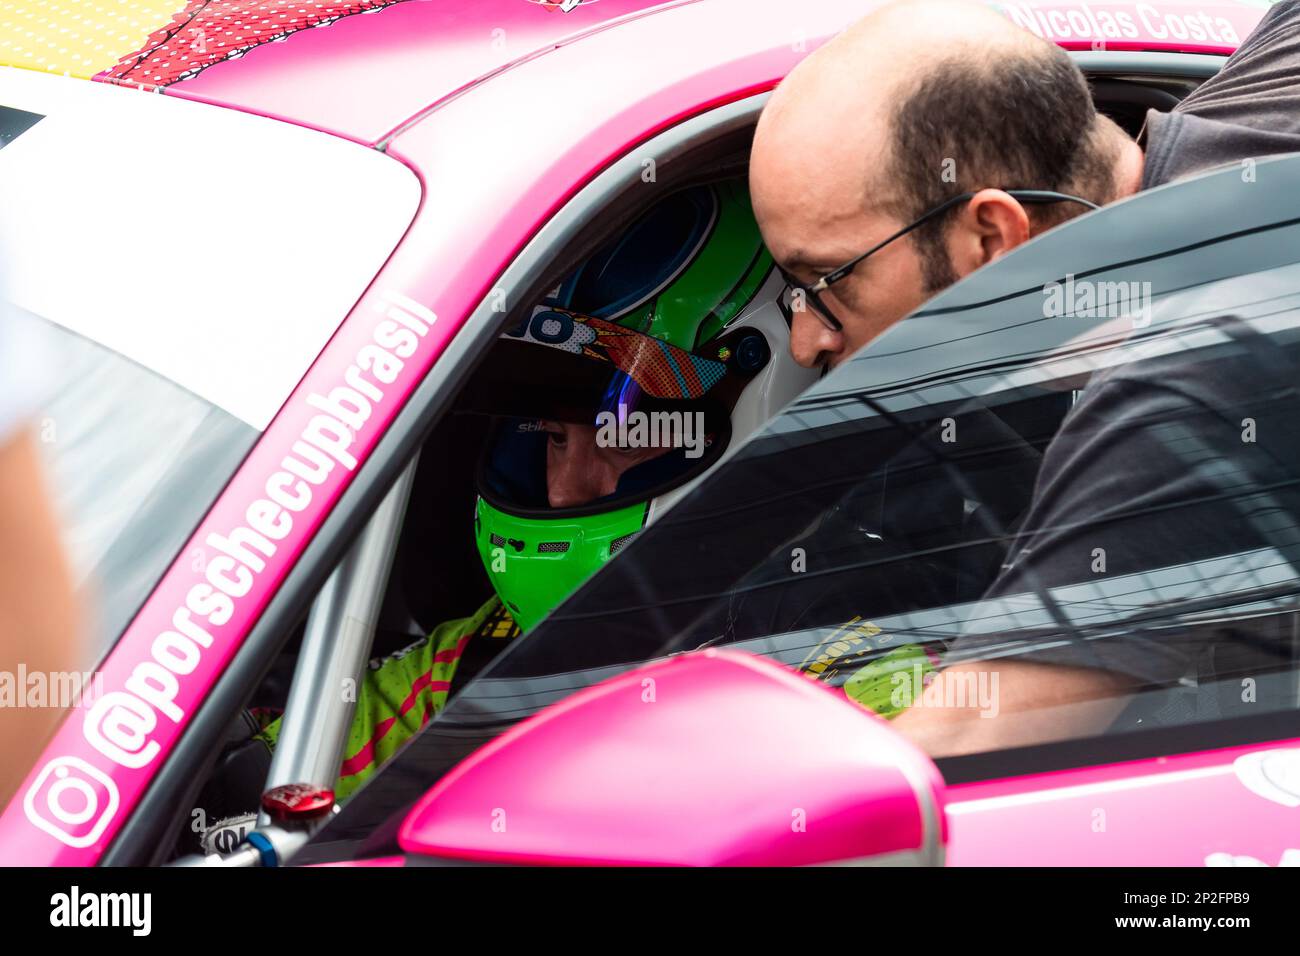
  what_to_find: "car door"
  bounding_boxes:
[297,149,1300,865]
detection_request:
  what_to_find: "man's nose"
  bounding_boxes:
[789,308,841,369]
[548,465,594,510]
[548,449,606,509]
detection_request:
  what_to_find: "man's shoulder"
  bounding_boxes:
[1047,320,1300,495]
[1142,0,1300,188]
[367,595,511,671]
[1065,347,1216,427]
[1077,319,1292,412]
[460,595,518,642]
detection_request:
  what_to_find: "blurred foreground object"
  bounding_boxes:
[0,293,82,809]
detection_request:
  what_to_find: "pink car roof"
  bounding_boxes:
[152,0,684,143]
[66,0,1267,144]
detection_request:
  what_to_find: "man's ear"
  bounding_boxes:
[947,188,1031,276]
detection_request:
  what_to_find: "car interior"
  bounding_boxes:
[364,67,1211,655]
[171,63,1222,861]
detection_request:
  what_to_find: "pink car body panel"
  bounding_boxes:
[105,0,1263,146]
[0,0,1282,866]
[947,740,1300,866]
[152,0,688,143]
[398,651,945,866]
[390,731,1300,867]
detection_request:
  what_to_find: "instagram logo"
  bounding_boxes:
[23,756,119,849]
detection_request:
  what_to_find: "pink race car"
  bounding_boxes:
[1,0,1297,868]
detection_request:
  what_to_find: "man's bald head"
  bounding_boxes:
[753,0,1042,217]
[752,0,1137,368]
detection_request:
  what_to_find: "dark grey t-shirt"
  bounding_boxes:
[1142,0,1300,188]
[950,321,1300,685]
[949,6,1300,686]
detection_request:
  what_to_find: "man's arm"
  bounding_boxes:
[891,660,1134,757]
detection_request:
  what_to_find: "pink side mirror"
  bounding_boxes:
[398,649,947,866]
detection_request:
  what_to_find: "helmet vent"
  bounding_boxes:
[489,533,506,547]
[609,532,638,556]
[537,541,571,554]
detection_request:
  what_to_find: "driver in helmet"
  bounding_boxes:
[235,177,817,818]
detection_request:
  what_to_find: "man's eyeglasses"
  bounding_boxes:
[778,189,1101,332]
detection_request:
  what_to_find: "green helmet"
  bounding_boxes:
[474,177,817,632]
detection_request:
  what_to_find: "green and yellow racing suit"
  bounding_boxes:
[254,603,933,805]
[256,596,519,801]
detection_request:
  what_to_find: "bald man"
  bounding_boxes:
[752,0,1142,368]
[751,0,1300,755]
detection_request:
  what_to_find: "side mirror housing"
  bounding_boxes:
[398,650,946,865]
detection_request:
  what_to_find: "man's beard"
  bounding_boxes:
[920,245,960,295]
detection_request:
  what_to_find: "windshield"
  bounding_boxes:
[30,320,256,657]
[0,67,422,658]
[301,155,1300,863]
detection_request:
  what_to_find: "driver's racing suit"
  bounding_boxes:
[255,595,519,801]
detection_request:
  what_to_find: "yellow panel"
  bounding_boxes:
[0,1,180,79]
